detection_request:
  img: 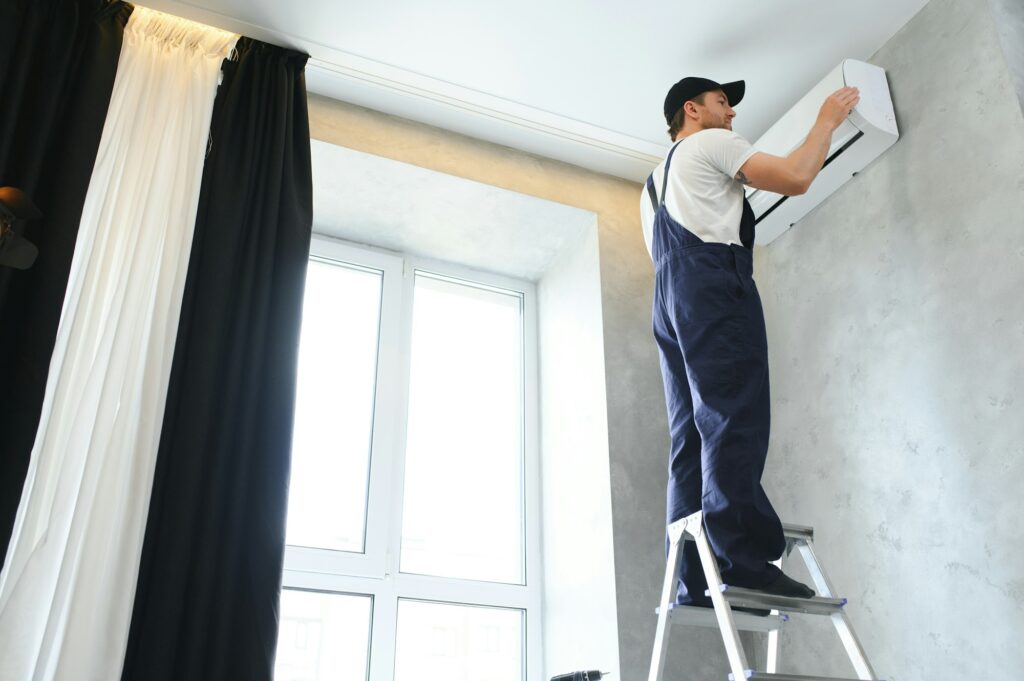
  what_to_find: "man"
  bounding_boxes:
[641,76,860,608]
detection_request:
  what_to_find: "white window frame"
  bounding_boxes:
[281,235,543,681]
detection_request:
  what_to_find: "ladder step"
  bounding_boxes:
[781,523,814,541]
[729,673,884,681]
[708,585,847,615]
[672,517,813,544]
[656,604,788,633]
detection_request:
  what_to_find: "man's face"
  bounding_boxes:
[695,89,737,131]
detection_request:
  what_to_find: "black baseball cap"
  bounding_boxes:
[663,77,745,125]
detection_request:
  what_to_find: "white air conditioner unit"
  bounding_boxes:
[750,59,898,244]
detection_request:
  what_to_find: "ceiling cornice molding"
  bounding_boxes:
[306,56,665,163]
[138,0,666,182]
[304,54,665,182]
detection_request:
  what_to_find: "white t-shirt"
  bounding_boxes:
[640,128,757,258]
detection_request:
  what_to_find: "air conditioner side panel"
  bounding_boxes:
[844,60,898,136]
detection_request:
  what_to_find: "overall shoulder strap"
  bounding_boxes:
[659,140,683,208]
[645,175,658,212]
[647,140,684,211]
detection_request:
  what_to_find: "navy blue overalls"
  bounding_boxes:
[647,141,786,606]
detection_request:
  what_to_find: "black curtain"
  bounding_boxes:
[0,0,132,565]
[121,38,312,681]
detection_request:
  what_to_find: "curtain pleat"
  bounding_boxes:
[121,38,312,681]
[0,0,132,568]
[0,9,237,681]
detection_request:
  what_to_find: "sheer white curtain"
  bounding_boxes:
[0,9,237,681]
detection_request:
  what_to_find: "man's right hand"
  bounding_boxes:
[736,86,863,196]
[817,87,861,131]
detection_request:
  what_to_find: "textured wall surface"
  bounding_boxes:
[990,0,1024,116]
[754,0,1024,677]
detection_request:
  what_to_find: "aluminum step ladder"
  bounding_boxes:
[648,510,882,681]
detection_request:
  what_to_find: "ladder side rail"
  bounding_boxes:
[691,514,750,680]
[766,555,783,674]
[795,540,878,680]
[647,523,686,681]
[766,619,781,674]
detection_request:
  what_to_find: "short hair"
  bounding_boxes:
[667,91,709,140]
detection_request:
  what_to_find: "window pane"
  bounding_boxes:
[275,589,372,681]
[394,600,523,681]
[287,259,382,552]
[401,274,525,584]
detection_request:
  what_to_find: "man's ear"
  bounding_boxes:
[683,100,699,120]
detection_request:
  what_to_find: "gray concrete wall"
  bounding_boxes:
[990,0,1024,116]
[753,0,1024,677]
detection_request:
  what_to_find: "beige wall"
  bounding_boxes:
[308,95,643,243]
[309,94,681,680]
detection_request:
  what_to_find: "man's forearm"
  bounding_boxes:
[784,121,836,193]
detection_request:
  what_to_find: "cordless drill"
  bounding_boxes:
[550,672,608,681]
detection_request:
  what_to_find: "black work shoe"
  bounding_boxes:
[759,572,815,599]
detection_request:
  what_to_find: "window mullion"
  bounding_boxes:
[333,244,395,581]
[521,284,544,681]
[367,578,398,681]
[392,572,534,610]
[382,258,418,580]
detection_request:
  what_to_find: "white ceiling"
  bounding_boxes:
[142,0,929,181]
